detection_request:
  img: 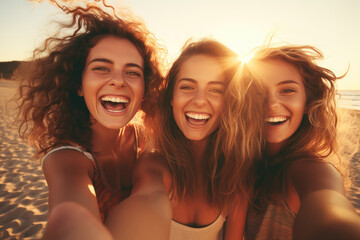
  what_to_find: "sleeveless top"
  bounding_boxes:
[169,214,226,240]
[245,203,295,240]
[41,124,141,222]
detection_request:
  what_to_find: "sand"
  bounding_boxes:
[0,80,48,239]
[0,79,359,239]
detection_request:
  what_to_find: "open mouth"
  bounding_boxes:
[185,112,211,126]
[266,116,288,126]
[100,95,129,113]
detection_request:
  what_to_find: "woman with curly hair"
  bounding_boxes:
[136,39,265,239]
[242,45,360,240]
[16,2,170,239]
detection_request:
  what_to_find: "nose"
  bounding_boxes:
[267,92,279,112]
[192,90,207,107]
[109,71,126,88]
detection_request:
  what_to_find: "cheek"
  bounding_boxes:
[211,97,225,115]
[171,97,182,117]
[171,91,183,112]
[130,80,145,103]
[293,99,306,117]
[81,75,99,96]
[171,94,186,126]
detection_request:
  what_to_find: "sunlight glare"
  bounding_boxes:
[239,52,255,64]
[88,184,96,196]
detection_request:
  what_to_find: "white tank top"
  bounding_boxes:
[169,214,226,240]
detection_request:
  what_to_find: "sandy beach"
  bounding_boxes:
[0,79,359,239]
[0,80,48,239]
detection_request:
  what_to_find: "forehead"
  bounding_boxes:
[86,36,143,66]
[177,55,226,83]
[259,59,303,86]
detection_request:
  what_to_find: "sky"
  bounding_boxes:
[0,0,359,90]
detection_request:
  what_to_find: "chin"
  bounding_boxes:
[101,119,131,130]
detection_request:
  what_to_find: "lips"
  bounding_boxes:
[100,95,129,113]
[185,112,211,126]
[266,116,289,126]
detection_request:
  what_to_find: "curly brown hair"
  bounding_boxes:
[15,2,165,158]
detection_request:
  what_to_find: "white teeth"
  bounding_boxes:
[186,112,211,120]
[107,109,124,113]
[101,96,129,103]
[266,116,288,123]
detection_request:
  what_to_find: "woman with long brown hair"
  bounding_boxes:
[242,45,360,239]
[137,39,265,239]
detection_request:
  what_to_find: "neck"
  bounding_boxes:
[90,121,121,154]
[266,141,285,157]
[190,138,209,167]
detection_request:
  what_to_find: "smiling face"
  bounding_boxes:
[172,55,226,142]
[260,59,307,152]
[79,36,145,129]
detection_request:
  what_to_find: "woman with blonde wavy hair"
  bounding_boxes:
[16,1,171,239]
[242,45,360,240]
[137,39,265,239]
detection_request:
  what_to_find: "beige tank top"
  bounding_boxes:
[170,214,226,240]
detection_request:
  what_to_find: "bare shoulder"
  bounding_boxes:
[287,159,345,198]
[43,148,100,216]
[43,148,94,180]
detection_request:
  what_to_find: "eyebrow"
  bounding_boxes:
[88,58,143,70]
[88,58,113,65]
[178,78,225,86]
[277,80,300,85]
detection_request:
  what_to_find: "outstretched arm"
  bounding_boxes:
[105,151,172,240]
[289,160,360,240]
[43,149,104,239]
[43,149,100,218]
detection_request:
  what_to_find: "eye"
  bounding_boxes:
[179,85,195,91]
[126,71,142,77]
[209,88,224,95]
[92,66,110,72]
[280,88,296,94]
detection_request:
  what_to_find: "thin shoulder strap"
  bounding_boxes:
[133,123,141,159]
[41,145,95,169]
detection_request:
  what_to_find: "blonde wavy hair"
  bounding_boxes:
[216,62,267,207]
[155,39,266,210]
[244,45,358,208]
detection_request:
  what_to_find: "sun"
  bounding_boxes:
[239,52,255,64]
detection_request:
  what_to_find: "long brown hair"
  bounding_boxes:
[15,2,165,158]
[245,45,355,208]
[155,39,262,210]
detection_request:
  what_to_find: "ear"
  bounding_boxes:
[77,88,83,97]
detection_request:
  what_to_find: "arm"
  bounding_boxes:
[43,149,100,219]
[289,160,360,240]
[105,151,172,240]
[224,196,248,240]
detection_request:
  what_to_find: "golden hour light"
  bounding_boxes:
[1,1,360,239]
